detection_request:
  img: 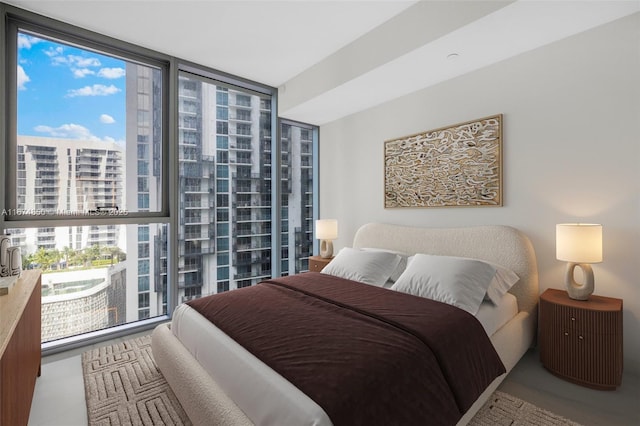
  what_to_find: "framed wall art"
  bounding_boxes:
[384,114,502,208]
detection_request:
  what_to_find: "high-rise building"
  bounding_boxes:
[11,135,127,341]
[126,69,315,317]
[12,135,124,254]
[176,76,275,297]
[177,76,216,299]
[9,27,315,344]
[280,123,314,274]
[125,63,165,321]
[12,72,315,330]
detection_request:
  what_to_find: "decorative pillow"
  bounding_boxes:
[362,248,409,282]
[321,247,402,286]
[390,254,496,315]
[484,263,520,305]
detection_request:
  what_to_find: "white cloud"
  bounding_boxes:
[34,123,122,144]
[66,84,121,97]
[100,114,115,124]
[44,46,64,58]
[46,49,101,68]
[17,65,31,90]
[73,68,96,78]
[68,55,101,68]
[45,48,102,78]
[98,67,126,79]
[35,123,96,140]
[18,34,41,49]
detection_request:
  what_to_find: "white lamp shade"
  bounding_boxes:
[315,219,338,240]
[556,223,603,263]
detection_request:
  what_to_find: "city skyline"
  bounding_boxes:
[12,30,316,343]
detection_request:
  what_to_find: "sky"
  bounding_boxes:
[17,32,126,144]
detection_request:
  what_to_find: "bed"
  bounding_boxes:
[152,223,539,425]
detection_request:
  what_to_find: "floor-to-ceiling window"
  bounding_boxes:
[1,5,318,350]
[174,72,276,299]
[280,120,317,275]
[172,72,316,300]
[3,14,170,346]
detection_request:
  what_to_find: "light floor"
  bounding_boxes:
[29,337,639,426]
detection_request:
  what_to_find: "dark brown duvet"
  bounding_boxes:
[188,272,505,426]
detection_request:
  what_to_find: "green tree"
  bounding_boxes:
[50,248,62,269]
[33,247,54,271]
[87,244,101,264]
[105,246,125,265]
[80,250,91,268]
[23,252,35,270]
[61,246,75,269]
[68,249,82,267]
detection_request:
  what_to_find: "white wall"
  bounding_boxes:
[319,14,640,374]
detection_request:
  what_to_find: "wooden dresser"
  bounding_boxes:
[0,270,42,425]
[539,288,622,390]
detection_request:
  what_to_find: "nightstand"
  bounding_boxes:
[539,288,623,390]
[309,255,333,272]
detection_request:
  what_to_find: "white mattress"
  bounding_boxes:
[171,303,332,426]
[171,292,518,426]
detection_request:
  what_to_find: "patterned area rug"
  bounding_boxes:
[83,335,581,426]
[82,335,191,425]
[469,391,583,426]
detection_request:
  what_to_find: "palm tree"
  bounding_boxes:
[68,249,82,268]
[23,252,35,270]
[50,249,62,270]
[87,244,101,265]
[61,246,74,269]
[105,246,125,265]
[33,247,54,271]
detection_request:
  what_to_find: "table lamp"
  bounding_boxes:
[315,219,338,258]
[556,223,603,300]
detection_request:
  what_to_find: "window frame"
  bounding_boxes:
[1,5,176,353]
[176,66,280,281]
[4,8,172,224]
[279,118,321,258]
[0,3,319,354]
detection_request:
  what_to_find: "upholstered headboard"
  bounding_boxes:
[353,223,539,315]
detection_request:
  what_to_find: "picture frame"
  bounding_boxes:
[384,114,503,208]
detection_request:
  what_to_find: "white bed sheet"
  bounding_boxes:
[476,292,518,336]
[171,292,518,426]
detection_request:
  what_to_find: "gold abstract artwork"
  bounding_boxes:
[384,114,502,208]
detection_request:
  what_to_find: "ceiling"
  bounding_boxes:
[5,0,417,85]
[4,0,640,125]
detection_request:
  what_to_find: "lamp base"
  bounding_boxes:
[319,240,333,258]
[565,262,594,300]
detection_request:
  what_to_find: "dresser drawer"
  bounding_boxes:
[308,256,332,272]
[539,288,623,390]
[553,305,590,332]
[309,261,325,272]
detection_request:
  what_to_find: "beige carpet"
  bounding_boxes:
[469,391,583,426]
[82,335,191,425]
[83,335,582,426]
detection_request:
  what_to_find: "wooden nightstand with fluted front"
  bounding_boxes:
[308,256,333,272]
[539,288,623,390]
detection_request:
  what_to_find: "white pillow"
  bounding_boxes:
[390,254,496,315]
[362,248,409,282]
[321,247,401,286]
[484,263,520,305]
